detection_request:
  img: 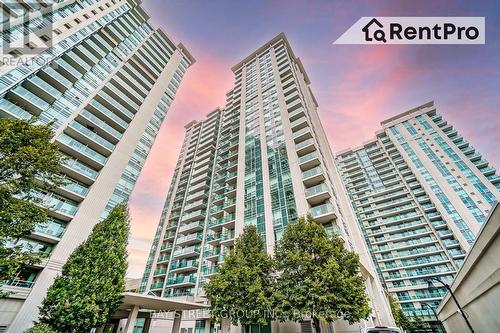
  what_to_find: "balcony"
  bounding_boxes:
[0,98,31,119]
[290,116,308,131]
[293,126,312,143]
[38,193,78,221]
[181,210,206,224]
[7,86,49,115]
[150,281,164,290]
[157,254,170,263]
[170,259,199,273]
[33,219,65,242]
[160,242,173,252]
[77,109,123,143]
[163,232,176,241]
[153,267,168,276]
[166,274,197,287]
[178,221,205,234]
[296,138,316,155]
[62,158,98,184]
[58,179,89,201]
[298,151,321,170]
[288,107,305,121]
[24,76,62,104]
[302,166,325,186]
[202,265,220,276]
[87,100,129,131]
[209,214,236,230]
[173,245,201,259]
[220,229,236,246]
[305,183,331,205]
[310,202,336,223]
[56,133,107,169]
[66,121,115,155]
[176,232,204,246]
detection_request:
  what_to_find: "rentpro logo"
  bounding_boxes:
[335,17,485,44]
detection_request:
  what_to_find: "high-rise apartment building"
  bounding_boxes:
[0,0,194,331]
[140,33,394,333]
[336,101,500,330]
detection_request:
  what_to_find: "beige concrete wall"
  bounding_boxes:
[437,202,500,332]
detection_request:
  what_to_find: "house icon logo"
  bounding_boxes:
[362,18,387,42]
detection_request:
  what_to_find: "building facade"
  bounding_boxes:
[140,33,394,333]
[0,0,194,331]
[336,101,500,331]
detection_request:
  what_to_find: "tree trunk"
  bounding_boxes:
[312,317,322,333]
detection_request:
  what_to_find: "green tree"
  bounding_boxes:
[0,118,65,284]
[37,204,130,332]
[273,215,371,333]
[389,295,430,333]
[205,225,275,331]
[23,323,56,333]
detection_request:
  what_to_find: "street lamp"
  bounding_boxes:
[420,302,446,332]
[426,277,474,333]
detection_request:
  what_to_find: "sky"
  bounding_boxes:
[125,0,500,278]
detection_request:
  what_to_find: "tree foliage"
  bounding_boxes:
[389,294,430,333]
[23,323,56,333]
[273,215,371,333]
[0,118,65,284]
[38,204,130,332]
[205,225,275,328]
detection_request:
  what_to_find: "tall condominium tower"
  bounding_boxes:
[0,0,194,331]
[140,33,394,333]
[336,101,500,331]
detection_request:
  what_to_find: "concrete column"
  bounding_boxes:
[171,310,183,333]
[124,305,140,333]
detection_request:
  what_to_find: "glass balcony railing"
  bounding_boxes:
[153,268,168,276]
[11,86,49,112]
[170,259,199,271]
[68,121,115,151]
[0,98,32,119]
[310,202,335,219]
[296,138,315,151]
[61,180,89,197]
[57,133,108,165]
[28,76,62,100]
[88,100,129,129]
[209,214,236,227]
[150,281,164,289]
[38,193,78,217]
[173,245,201,257]
[305,183,329,197]
[167,274,197,285]
[178,221,204,233]
[63,158,98,180]
[176,232,203,245]
[302,166,323,180]
[34,219,66,238]
[79,109,123,140]
[292,126,310,139]
[298,151,319,164]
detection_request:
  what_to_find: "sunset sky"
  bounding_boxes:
[126,0,500,278]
